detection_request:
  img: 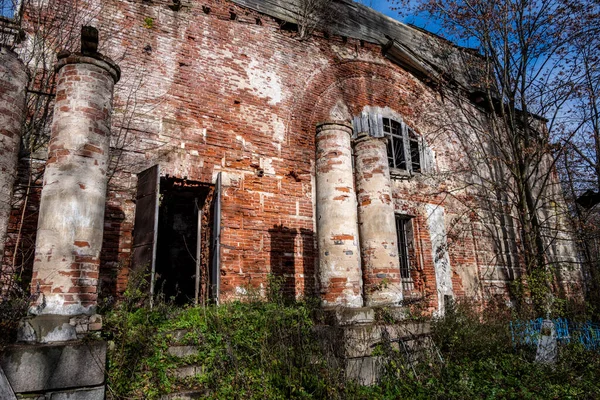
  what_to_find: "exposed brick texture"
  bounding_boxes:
[354,133,402,306]
[0,46,28,292]
[316,122,362,307]
[0,0,582,313]
[30,53,119,316]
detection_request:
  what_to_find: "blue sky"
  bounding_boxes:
[357,1,446,36]
[356,0,479,49]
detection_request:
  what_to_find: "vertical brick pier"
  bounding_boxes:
[27,28,120,341]
[315,121,363,307]
[0,46,28,266]
[354,132,402,306]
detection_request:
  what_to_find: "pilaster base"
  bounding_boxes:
[0,340,106,399]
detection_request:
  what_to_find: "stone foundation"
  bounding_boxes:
[318,307,431,385]
[0,341,106,399]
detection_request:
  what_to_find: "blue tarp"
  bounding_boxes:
[510,318,600,351]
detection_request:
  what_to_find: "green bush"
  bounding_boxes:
[103,278,346,399]
[103,285,600,399]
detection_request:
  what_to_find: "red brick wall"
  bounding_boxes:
[4,0,578,308]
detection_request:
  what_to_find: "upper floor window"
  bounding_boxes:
[383,118,421,175]
[352,112,426,178]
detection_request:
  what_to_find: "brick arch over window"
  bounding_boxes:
[287,60,430,139]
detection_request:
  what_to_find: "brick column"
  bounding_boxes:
[0,46,28,264]
[315,121,363,307]
[30,31,120,330]
[354,132,402,306]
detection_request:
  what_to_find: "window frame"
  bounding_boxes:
[395,214,415,290]
[382,117,422,177]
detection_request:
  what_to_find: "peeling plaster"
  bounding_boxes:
[246,58,283,105]
[426,204,454,314]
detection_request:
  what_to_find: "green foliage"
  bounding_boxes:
[103,275,345,399]
[104,281,600,399]
[143,17,154,29]
[369,300,600,399]
[0,287,28,350]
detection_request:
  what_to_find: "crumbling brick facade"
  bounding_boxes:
[0,0,583,317]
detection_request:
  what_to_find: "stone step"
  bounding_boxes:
[159,390,209,400]
[169,365,204,380]
[166,329,191,344]
[167,345,199,358]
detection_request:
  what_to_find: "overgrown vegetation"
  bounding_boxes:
[104,278,600,399]
[103,275,348,399]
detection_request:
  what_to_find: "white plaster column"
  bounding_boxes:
[354,132,402,306]
[315,121,363,307]
[30,32,120,326]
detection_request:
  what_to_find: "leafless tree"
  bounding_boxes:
[296,0,335,40]
[387,0,593,314]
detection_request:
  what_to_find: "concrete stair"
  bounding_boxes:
[161,330,209,399]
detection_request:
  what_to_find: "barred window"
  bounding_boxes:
[395,214,415,290]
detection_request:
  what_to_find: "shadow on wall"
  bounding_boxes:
[99,202,125,305]
[268,225,315,301]
[1,158,43,297]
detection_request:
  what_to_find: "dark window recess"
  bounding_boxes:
[410,134,421,173]
[382,117,421,174]
[395,215,415,291]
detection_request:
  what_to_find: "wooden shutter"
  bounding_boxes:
[210,172,222,303]
[131,165,160,295]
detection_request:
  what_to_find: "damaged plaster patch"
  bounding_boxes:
[246,58,283,105]
[425,203,453,314]
[260,157,275,175]
[273,116,285,143]
[329,100,351,121]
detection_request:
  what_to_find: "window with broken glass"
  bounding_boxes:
[395,214,415,290]
[383,118,421,176]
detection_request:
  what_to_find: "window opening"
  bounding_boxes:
[409,128,421,173]
[382,117,422,175]
[384,118,406,170]
[395,214,415,291]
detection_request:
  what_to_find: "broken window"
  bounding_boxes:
[131,166,221,305]
[395,214,415,291]
[384,118,406,169]
[383,117,421,175]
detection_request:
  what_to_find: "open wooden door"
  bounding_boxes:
[131,165,160,296]
[210,172,222,304]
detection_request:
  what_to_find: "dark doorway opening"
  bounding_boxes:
[155,176,212,305]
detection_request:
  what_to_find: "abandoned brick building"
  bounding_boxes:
[0,0,583,326]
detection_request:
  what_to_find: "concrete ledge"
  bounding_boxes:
[322,307,375,326]
[345,356,383,386]
[0,365,16,400]
[41,386,105,400]
[0,341,106,393]
[170,365,203,379]
[167,345,199,358]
